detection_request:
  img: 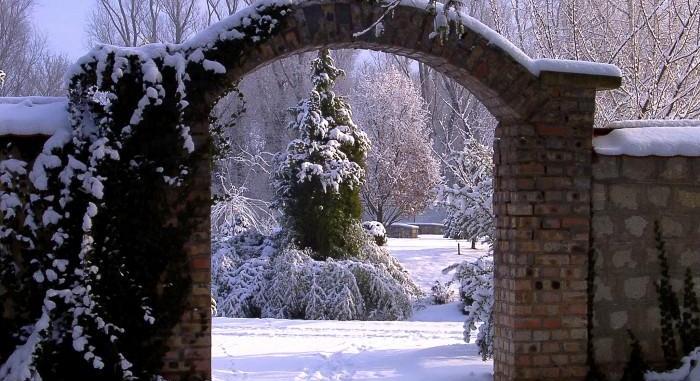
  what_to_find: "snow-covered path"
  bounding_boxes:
[212,235,493,381]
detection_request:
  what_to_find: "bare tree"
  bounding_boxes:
[481,0,700,123]
[87,0,145,46]
[87,0,204,46]
[0,0,68,96]
[352,66,441,226]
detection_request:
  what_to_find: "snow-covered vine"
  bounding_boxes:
[0,1,294,379]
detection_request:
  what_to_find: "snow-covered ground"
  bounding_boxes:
[388,234,487,292]
[212,235,493,381]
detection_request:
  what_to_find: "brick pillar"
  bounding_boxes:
[492,75,606,381]
[161,117,212,380]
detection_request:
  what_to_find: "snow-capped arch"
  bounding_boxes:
[181,0,620,121]
[162,1,623,381]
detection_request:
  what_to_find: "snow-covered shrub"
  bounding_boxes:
[362,221,387,246]
[645,346,700,381]
[212,233,421,321]
[211,177,276,239]
[211,231,275,318]
[443,257,494,360]
[431,280,455,304]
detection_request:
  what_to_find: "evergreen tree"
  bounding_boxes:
[436,134,494,245]
[273,49,370,260]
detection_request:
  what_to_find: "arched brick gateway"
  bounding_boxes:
[167,1,622,380]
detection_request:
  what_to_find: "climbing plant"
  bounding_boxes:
[0,2,293,380]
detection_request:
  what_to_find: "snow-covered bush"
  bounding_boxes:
[443,257,494,360]
[211,231,277,318]
[211,231,422,321]
[362,221,387,246]
[211,174,277,239]
[431,280,455,304]
[645,347,700,381]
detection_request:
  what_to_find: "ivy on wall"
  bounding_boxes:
[0,2,292,380]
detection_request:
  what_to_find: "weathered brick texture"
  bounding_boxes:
[492,82,610,381]
[591,154,700,379]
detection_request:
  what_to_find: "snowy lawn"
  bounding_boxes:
[212,235,493,381]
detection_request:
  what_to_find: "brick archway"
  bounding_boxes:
[173,1,622,380]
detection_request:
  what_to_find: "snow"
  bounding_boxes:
[212,318,492,381]
[593,126,700,156]
[401,0,620,78]
[182,0,619,78]
[362,221,386,238]
[0,97,71,137]
[203,59,227,74]
[532,59,621,77]
[607,119,700,129]
[387,234,486,292]
[212,235,492,381]
[646,346,700,381]
[181,0,289,50]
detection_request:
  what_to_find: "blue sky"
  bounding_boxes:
[34,0,92,60]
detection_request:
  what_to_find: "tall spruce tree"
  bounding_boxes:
[273,49,370,260]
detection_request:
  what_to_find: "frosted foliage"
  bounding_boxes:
[646,346,700,381]
[352,67,440,227]
[431,280,455,304]
[276,51,369,194]
[444,257,494,360]
[362,221,386,237]
[211,234,421,321]
[211,175,276,238]
[436,135,494,245]
[211,232,274,317]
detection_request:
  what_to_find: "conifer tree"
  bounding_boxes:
[273,49,370,260]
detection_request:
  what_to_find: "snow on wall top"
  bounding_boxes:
[178,0,621,78]
[0,97,71,137]
[593,121,700,157]
[606,119,700,129]
[430,0,621,78]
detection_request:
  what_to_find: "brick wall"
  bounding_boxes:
[492,82,601,381]
[591,154,700,379]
